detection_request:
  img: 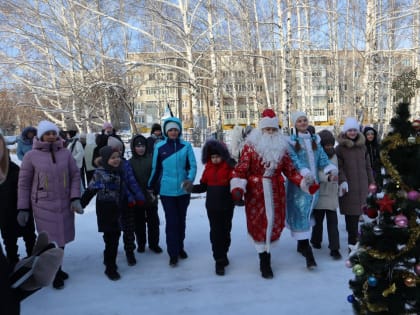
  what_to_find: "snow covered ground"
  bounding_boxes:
[12,149,355,315]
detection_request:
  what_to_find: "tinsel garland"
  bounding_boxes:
[379,134,420,191]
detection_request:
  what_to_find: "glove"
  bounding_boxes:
[339,181,348,197]
[147,190,157,203]
[231,188,245,206]
[70,199,84,214]
[181,180,193,193]
[17,210,30,227]
[308,183,320,195]
[11,231,64,291]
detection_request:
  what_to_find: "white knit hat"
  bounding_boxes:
[37,120,59,139]
[164,121,180,134]
[342,117,359,133]
[290,111,307,127]
[258,109,279,129]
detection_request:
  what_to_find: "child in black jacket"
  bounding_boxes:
[192,139,235,276]
[81,146,144,281]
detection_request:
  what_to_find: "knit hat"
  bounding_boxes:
[258,109,279,129]
[165,121,180,134]
[107,136,124,152]
[99,146,117,166]
[342,117,359,133]
[291,111,307,127]
[37,120,59,139]
[151,123,162,134]
[68,130,77,138]
[133,135,147,147]
[318,130,335,147]
[103,122,113,130]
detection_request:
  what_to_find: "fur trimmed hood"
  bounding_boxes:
[201,139,231,164]
[337,132,365,148]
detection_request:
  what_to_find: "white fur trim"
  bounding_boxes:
[230,177,247,193]
[290,230,312,240]
[323,164,337,175]
[259,116,279,129]
[262,178,274,251]
[300,168,311,177]
[300,177,310,194]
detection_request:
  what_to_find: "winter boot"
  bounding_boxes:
[104,266,121,281]
[52,271,65,289]
[57,267,69,280]
[179,249,188,259]
[137,245,145,253]
[126,251,137,266]
[169,256,178,267]
[297,241,305,256]
[215,261,225,276]
[221,255,230,267]
[330,250,342,260]
[303,246,317,270]
[149,245,163,254]
[258,252,274,279]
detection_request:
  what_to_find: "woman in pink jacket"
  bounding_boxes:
[17,120,83,290]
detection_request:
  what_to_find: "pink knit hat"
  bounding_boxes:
[103,122,113,130]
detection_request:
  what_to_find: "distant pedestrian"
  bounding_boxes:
[16,126,37,161]
[146,123,164,156]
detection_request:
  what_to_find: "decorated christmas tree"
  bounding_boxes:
[347,102,420,314]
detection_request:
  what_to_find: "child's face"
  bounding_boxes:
[346,128,358,140]
[167,128,179,140]
[210,154,222,164]
[295,117,309,133]
[108,152,121,167]
[134,144,146,156]
[365,130,375,142]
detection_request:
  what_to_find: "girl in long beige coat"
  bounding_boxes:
[335,118,374,250]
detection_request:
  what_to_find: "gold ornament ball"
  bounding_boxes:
[404,276,416,287]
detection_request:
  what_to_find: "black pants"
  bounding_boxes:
[103,231,121,269]
[310,209,340,250]
[1,216,36,263]
[344,215,360,246]
[135,205,160,249]
[207,207,234,262]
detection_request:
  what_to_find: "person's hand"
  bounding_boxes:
[17,210,30,227]
[308,183,320,195]
[71,199,84,214]
[231,188,245,206]
[147,190,157,203]
[339,181,348,197]
[181,180,193,193]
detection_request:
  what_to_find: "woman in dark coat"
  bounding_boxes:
[363,126,382,190]
[336,118,374,249]
[0,134,36,265]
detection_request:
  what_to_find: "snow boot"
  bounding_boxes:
[104,266,121,281]
[52,272,65,289]
[126,251,136,266]
[259,252,274,279]
[215,261,225,276]
[303,246,317,270]
[169,256,178,267]
[179,249,188,259]
[149,245,163,254]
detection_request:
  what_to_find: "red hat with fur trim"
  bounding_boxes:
[259,109,279,129]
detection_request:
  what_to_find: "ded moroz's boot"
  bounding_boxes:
[258,252,274,279]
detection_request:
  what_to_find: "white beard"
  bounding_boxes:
[246,129,288,175]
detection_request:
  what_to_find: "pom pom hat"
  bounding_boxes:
[37,120,59,139]
[259,109,279,129]
[342,117,359,133]
[291,111,307,127]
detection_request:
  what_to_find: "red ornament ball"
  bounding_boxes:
[364,207,378,219]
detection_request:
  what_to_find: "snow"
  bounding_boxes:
[13,148,354,315]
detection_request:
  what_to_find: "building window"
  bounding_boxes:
[225,111,234,119]
[149,73,155,80]
[239,111,247,118]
